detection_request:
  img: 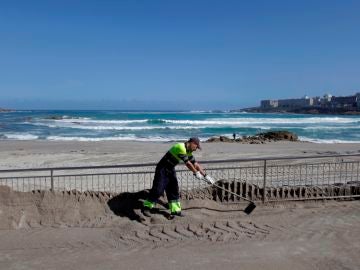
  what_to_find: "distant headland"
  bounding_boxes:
[233,92,360,115]
[0,108,14,112]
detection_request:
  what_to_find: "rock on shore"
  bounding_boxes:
[206,130,298,144]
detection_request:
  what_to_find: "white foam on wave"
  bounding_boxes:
[32,116,360,130]
[302,126,360,130]
[8,110,33,113]
[298,136,360,144]
[47,135,180,142]
[26,121,358,132]
[45,118,147,124]
[48,116,360,125]
[166,117,360,125]
[61,116,91,120]
[3,133,39,140]
[188,110,213,113]
[31,122,196,130]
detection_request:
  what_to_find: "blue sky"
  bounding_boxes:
[0,0,359,110]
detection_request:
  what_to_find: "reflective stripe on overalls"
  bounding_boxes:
[143,199,155,209]
[169,200,181,214]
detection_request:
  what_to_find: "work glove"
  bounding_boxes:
[204,174,216,185]
[194,171,204,180]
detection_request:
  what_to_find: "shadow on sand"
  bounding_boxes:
[107,190,171,222]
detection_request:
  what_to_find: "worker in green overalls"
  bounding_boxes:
[142,137,215,218]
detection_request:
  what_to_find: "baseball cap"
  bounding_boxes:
[188,137,201,150]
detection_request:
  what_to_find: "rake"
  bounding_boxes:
[204,179,257,214]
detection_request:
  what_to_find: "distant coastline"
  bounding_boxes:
[232,106,360,115]
[0,108,14,112]
[233,92,360,115]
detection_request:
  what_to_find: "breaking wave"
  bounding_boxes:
[1,111,360,143]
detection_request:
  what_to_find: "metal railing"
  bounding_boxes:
[1,154,360,203]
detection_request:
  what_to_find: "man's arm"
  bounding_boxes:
[185,160,197,174]
[194,162,206,176]
[185,161,206,176]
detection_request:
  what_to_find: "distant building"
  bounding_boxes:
[261,100,278,108]
[331,95,357,108]
[277,97,313,109]
[260,92,359,111]
[323,93,332,102]
[321,94,332,107]
[260,97,313,109]
[312,96,322,106]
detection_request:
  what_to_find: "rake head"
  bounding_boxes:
[244,202,256,215]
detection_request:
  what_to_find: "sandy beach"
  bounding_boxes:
[1,140,360,270]
[1,140,360,169]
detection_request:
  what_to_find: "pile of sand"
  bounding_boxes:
[0,185,225,230]
[1,184,360,270]
[0,186,112,229]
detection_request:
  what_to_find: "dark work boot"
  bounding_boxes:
[170,211,184,218]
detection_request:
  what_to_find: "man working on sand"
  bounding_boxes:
[142,137,215,217]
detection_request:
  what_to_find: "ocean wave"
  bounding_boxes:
[3,133,39,140]
[23,120,360,132]
[62,115,91,120]
[42,115,91,121]
[301,126,360,130]
[71,126,195,131]
[28,123,196,130]
[146,119,167,124]
[188,110,244,113]
[298,136,360,144]
[188,110,212,113]
[165,117,360,125]
[47,135,180,142]
[36,116,360,127]
[3,111,360,143]
[7,110,34,113]
[43,118,147,124]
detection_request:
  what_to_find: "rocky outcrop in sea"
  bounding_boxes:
[206,130,298,144]
[0,108,14,112]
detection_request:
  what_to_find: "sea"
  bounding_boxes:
[1,110,360,143]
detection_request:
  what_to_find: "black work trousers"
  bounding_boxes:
[148,164,179,203]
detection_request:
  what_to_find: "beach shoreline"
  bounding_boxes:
[1,139,360,170]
